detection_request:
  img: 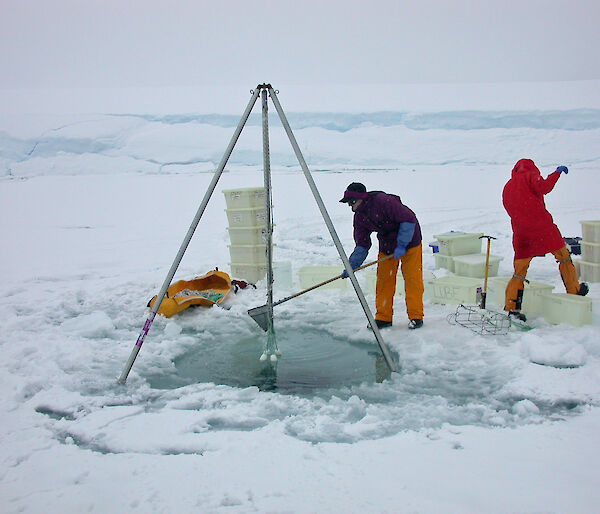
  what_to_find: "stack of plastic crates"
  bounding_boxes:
[223,187,269,283]
[580,220,600,283]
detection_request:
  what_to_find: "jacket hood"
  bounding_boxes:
[511,158,539,177]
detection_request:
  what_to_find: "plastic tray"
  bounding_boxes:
[581,220,600,243]
[430,276,482,305]
[227,226,268,245]
[225,207,267,227]
[487,276,554,314]
[228,244,268,265]
[541,293,593,327]
[433,232,483,256]
[580,260,600,282]
[222,187,266,209]
[452,254,502,279]
[229,261,292,286]
[297,266,347,291]
[434,253,455,272]
[581,241,600,263]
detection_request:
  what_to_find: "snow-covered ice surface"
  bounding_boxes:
[1,82,600,513]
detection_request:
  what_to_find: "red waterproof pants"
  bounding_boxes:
[504,246,580,311]
[375,244,424,322]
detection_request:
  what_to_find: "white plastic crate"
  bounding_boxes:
[581,241,600,263]
[580,260,600,282]
[225,207,267,227]
[452,253,502,278]
[433,232,483,256]
[272,261,293,289]
[227,226,268,245]
[580,220,600,243]
[430,276,482,305]
[229,262,267,283]
[297,266,347,291]
[434,253,455,272]
[222,187,266,209]
[487,276,554,315]
[541,293,593,327]
[487,276,510,307]
[229,261,292,286]
[228,244,268,265]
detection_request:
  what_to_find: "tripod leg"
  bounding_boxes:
[118,88,261,384]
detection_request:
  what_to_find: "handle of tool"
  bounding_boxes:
[479,235,496,309]
[272,254,393,307]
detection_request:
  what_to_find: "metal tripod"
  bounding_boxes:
[118,84,397,384]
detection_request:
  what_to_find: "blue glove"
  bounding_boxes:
[394,222,415,260]
[342,246,368,278]
[394,245,406,259]
[556,166,568,175]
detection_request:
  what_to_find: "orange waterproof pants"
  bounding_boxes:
[375,244,424,322]
[504,246,579,311]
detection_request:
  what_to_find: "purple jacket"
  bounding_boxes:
[353,192,421,254]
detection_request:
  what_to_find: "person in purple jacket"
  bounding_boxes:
[340,182,424,330]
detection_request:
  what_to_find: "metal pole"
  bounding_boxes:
[118,88,261,384]
[260,85,278,361]
[267,86,397,373]
[261,87,274,326]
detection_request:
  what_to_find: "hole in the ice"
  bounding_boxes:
[138,326,591,433]
[145,327,396,395]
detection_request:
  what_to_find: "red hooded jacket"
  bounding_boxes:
[502,158,565,259]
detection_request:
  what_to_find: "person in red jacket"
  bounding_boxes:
[502,158,588,321]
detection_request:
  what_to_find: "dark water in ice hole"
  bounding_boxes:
[146,327,397,395]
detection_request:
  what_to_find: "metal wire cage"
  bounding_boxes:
[447,304,512,335]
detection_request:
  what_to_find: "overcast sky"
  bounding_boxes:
[1,0,599,89]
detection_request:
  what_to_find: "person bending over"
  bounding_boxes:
[340,182,424,330]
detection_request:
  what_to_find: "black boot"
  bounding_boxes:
[408,319,423,330]
[577,282,589,296]
[368,319,392,330]
[508,310,527,322]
